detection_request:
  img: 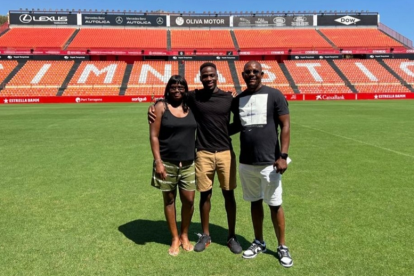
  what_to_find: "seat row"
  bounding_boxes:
[0,28,404,50]
[1,59,413,96]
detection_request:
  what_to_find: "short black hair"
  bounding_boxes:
[200,62,217,72]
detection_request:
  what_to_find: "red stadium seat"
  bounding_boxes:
[284,60,352,93]
[234,29,333,50]
[383,59,414,85]
[0,28,75,49]
[67,29,167,50]
[0,61,19,84]
[2,61,73,96]
[234,61,294,94]
[320,28,403,49]
[125,61,179,96]
[171,30,234,50]
[63,61,127,96]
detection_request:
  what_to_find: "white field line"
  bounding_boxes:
[294,123,414,158]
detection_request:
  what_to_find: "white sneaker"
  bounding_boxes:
[277,245,293,268]
[242,239,267,259]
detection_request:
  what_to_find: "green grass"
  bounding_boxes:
[1,101,413,275]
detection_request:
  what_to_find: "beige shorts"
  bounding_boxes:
[195,150,237,192]
[239,163,283,206]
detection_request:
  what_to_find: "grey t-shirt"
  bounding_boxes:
[232,85,289,165]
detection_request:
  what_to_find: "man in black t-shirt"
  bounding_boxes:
[148,62,242,254]
[187,62,242,254]
[230,61,293,267]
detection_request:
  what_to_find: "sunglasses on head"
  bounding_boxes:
[243,69,262,75]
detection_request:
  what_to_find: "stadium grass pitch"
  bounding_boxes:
[1,100,413,275]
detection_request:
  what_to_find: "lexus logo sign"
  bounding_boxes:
[19,14,32,23]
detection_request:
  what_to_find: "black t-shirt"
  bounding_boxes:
[187,88,233,152]
[159,108,197,162]
[231,85,289,165]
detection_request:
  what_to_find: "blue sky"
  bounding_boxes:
[1,0,413,42]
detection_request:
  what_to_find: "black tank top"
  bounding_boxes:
[159,104,197,162]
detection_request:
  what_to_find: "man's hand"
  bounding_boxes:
[148,104,156,124]
[274,158,288,174]
[228,90,238,97]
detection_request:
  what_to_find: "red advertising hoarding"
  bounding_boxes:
[1,93,414,105]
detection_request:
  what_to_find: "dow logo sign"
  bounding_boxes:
[334,15,361,25]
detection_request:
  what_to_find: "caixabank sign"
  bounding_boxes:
[317,15,378,26]
[81,14,166,26]
[9,12,77,25]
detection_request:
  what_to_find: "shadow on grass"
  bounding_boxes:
[118,219,251,249]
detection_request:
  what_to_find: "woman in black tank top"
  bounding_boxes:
[149,75,197,256]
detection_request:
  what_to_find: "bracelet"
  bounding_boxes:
[154,159,162,164]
